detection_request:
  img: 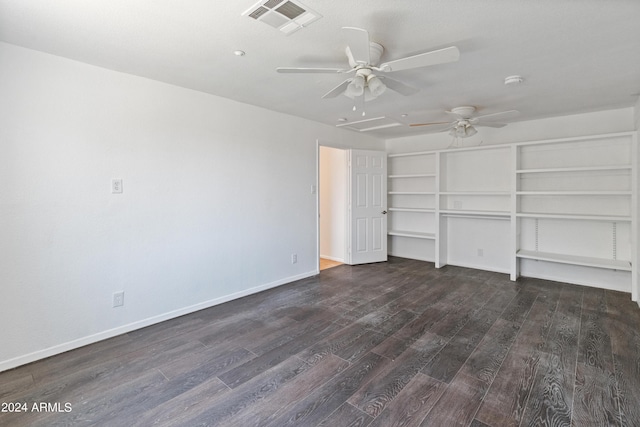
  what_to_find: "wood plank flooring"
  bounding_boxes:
[320,258,343,271]
[1,257,640,426]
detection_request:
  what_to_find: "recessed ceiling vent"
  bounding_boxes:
[336,116,402,132]
[242,0,322,35]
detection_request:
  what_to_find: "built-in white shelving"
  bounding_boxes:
[516,165,632,174]
[440,209,510,218]
[386,131,638,299]
[388,191,436,195]
[440,191,510,196]
[516,212,631,221]
[389,174,437,178]
[516,191,631,196]
[389,207,435,213]
[516,250,632,271]
[388,230,436,239]
[387,151,437,261]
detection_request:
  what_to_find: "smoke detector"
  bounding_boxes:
[242,0,322,35]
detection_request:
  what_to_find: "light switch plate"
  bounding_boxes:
[112,179,123,194]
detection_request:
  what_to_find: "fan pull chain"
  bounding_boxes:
[353,97,366,116]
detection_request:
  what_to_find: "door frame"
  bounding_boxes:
[316,141,388,270]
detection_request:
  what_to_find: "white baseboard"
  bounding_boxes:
[519,271,630,294]
[0,270,317,373]
[445,261,510,275]
[388,252,435,263]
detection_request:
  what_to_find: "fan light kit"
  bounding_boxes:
[451,121,478,138]
[277,27,460,112]
[410,106,520,138]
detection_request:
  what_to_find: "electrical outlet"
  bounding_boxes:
[291,253,297,264]
[477,248,484,257]
[111,179,123,194]
[113,291,125,307]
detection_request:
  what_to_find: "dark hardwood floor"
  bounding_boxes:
[2,257,640,426]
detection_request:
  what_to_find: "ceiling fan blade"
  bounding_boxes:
[476,122,508,128]
[321,79,352,99]
[343,27,370,65]
[379,76,419,96]
[379,46,460,72]
[473,110,520,122]
[277,67,349,74]
[409,122,456,132]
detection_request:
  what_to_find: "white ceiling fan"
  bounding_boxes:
[277,27,460,103]
[410,106,520,138]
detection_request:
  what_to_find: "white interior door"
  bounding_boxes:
[347,149,387,265]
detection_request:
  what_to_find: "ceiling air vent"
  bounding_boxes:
[242,0,322,35]
[336,117,403,132]
[248,6,269,20]
[275,1,305,19]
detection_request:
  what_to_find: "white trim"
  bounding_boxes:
[388,251,435,263]
[444,261,510,275]
[316,139,320,273]
[632,131,639,302]
[519,271,630,294]
[0,271,317,373]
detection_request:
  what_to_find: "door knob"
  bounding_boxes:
[381,210,388,215]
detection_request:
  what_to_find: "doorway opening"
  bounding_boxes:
[318,145,347,271]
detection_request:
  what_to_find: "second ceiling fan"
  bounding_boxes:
[277,27,460,102]
[411,106,520,138]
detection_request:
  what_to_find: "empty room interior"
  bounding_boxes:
[2,1,640,426]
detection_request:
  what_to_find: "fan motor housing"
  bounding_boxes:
[450,106,476,117]
[347,42,384,68]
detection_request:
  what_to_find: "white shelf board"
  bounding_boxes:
[516,191,631,196]
[516,165,632,174]
[388,191,436,195]
[516,250,632,271]
[516,212,632,221]
[389,174,436,179]
[439,143,511,154]
[388,230,436,240]
[513,131,635,148]
[440,209,510,219]
[388,207,435,213]
[388,151,436,158]
[439,191,510,196]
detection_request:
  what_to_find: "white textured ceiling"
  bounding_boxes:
[1,0,639,138]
